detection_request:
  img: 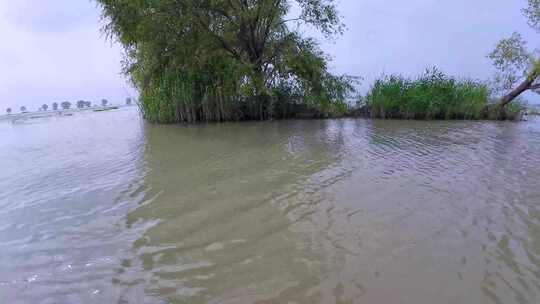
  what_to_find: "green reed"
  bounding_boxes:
[138,65,352,124]
[367,68,489,120]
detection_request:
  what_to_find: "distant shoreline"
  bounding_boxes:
[0,105,132,121]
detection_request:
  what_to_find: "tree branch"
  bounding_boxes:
[275,17,302,26]
[530,83,540,90]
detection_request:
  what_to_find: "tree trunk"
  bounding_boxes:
[500,78,534,107]
[494,77,536,119]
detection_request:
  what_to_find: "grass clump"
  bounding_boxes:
[366,67,489,120]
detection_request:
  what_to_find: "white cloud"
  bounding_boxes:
[0,0,538,110]
[0,1,135,110]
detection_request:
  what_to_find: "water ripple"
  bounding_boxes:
[1,115,540,303]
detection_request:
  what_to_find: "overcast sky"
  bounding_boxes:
[1,0,539,111]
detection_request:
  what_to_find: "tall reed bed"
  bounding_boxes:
[137,65,352,124]
[367,68,489,119]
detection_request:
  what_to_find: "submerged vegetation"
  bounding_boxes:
[97,0,355,123]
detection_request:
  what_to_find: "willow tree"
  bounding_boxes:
[97,0,355,123]
[489,0,540,111]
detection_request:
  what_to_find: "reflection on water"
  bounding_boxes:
[0,109,539,303]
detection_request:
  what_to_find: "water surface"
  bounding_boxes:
[1,108,539,303]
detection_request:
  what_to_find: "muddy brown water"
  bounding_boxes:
[1,108,539,303]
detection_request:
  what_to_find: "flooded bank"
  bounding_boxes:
[0,107,539,303]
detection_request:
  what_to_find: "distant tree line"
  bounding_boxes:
[5,98,134,115]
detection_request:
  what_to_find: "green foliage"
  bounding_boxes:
[488,32,537,94]
[489,0,540,106]
[523,0,540,31]
[505,100,525,118]
[367,68,489,120]
[484,98,526,120]
[96,0,354,123]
